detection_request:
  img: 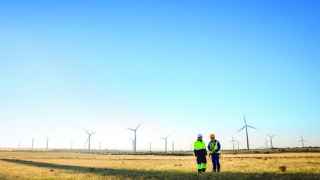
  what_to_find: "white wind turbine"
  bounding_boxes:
[161,136,169,153]
[127,124,141,153]
[85,130,95,152]
[267,134,276,149]
[238,115,256,150]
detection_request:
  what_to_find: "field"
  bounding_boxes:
[0,151,320,179]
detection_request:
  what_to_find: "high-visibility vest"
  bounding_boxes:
[209,140,220,154]
[194,140,206,150]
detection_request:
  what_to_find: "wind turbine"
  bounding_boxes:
[127,124,141,153]
[171,141,175,152]
[267,134,275,149]
[230,137,236,151]
[238,115,256,150]
[236,140,240,151]
[85,130,95,152]
[161,136,169,153]
[299,136,306,148]
[265,137,269,149]
[149,142,152,152]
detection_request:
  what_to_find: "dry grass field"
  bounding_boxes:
[0,151,320,179]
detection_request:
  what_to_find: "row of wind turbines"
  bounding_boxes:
[232,116,307,151]
[25,116,308,152]
[82,124,173,153]
[127,124,173,153]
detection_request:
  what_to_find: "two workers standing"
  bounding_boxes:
[193,133,221,174]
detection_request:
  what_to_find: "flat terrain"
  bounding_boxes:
[0,151,320,179]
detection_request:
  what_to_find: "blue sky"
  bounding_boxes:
[1,0,319,150]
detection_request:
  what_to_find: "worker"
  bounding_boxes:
[193,134,207,174]
[208,133,221,172]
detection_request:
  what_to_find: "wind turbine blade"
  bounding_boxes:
[238,126,246,132]
[247,125,256,129]
[128,128,134,131]
[243,115,247,125]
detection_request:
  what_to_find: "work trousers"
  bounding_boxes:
[196,155,207,173]
[211,154,220,172]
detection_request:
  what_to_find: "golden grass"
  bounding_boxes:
[0,151,319,179]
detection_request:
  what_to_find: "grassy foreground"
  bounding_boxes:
[0,151,319,179]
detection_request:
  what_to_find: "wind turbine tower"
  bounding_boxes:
[127,124,141,153]
[238,115,256,150]
[162,136,169,153]
[230,137,236,151]
[299,136,306,148]
[32,138,34,150]
[265,137,269,149]
[149,142,152,152]
[85,130,95,152]
[267,134,275,149]
[236,140,240,151]
[171,141,175,152]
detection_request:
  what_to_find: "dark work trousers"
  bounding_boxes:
[196,155,207,173]
[211,153,220,172]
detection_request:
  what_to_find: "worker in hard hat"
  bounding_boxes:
[208,133,221,172]
[193,134,207,174]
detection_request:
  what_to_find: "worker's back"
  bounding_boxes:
[194,140,207,157]
[193,137,207,173]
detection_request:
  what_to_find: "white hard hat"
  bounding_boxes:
[197,134,203,138]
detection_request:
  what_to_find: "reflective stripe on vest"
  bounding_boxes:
[209,141,220,153]
[194,140,206,150]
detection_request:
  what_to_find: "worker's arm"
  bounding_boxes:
[207,142,211,156]
[215,141,221,153]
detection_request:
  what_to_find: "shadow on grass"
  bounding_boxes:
[1,158,320,180]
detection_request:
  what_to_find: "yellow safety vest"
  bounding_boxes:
[194,140,206,150]
[209,140,220,154]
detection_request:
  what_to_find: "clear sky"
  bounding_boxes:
[1,0,319,150]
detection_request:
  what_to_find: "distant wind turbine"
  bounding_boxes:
[238,115,256,150]
[161,136,169,153]
[149,142,152,152]
[265,137,269,149]
[236,140,240,151]
[230,137,236,151]
[267,134,275,149]
[171,141,175,152]
[298,136,306,148]
[85,130,95,152]
[127,124,141,153]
